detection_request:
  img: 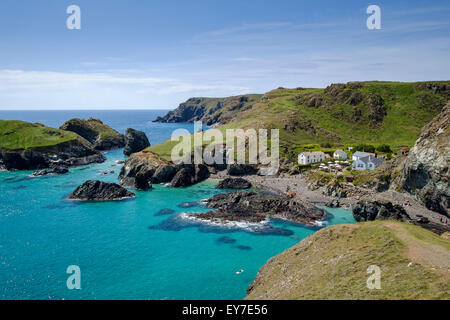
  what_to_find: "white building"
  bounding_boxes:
[352,151,376,161]
[298,151,326,165]
[333,149,348,160]
[352,156,385,170]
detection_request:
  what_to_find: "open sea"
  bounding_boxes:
[0,110,355,300]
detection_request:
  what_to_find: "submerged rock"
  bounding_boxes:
[217,177,252,189]
[123,128,151,156]
[32,164,69,176]
[352,200,411,222]
[68,180,135,201]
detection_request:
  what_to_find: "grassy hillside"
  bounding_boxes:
[148,81,449,161]
[0,120,78,150]
[246,221,450,300]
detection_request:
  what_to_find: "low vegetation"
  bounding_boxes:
[246,221,450,300]
[0,120,78,150]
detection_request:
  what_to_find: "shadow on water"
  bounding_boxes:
[154,208,176,216]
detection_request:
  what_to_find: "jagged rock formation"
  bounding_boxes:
[123,128,150,156]
[32,164,69,176]
[217,177,252,189]
[352,200,411,222]
[68,180,135,201]
[60,118,125,150]
[153,95,262,126]
[397,102,450,216]
[118,151,210,189]
[188,191,325,225]
[0,140,105,171]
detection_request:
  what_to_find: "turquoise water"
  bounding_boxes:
[0,110,355,300]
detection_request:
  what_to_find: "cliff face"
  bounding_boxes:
[397,102,450,216]
[0,136,105,170]
[60,118,125,150]
[246,221,450,300]
[153,94,262,126]
[0,120,105,170]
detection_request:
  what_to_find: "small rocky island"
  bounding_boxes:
[186,191,325,226]
[68,180,135,201]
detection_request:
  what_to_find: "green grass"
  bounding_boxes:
[246,221,450,300]
[147,81,449,163]
[0,120,78,150]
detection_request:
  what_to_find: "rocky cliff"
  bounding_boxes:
[123,128,150,156]
[0,120,105,170]
[118,151,210,189]
[153,94,262,126]
[60,118,125,150]
[396,102,450,216]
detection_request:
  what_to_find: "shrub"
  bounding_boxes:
[376,144,392,153]
[354,144,376,153]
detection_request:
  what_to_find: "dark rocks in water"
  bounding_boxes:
[352,200,411,222]
[32,165,69,176]
[227,164,258,176]
[170,164,210,187]
[189,191,325,225]
[134,172,152,191]
[155,208,175,216]
[60,118,125,151]
[325,199,340,208]
[68,180,135,201]
[234,245,252,251]
[0,137,105,171]
[217,236,237,244]
[152,165,177,184]
[217,177,252,189]
[123,128,151,156]
[119,151,209,189]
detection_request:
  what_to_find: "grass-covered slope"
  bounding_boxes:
[223,81,449,157]
[148,81,449,161]
[60,118,125,150]
[0,120,78,150]
[246,221,450,300]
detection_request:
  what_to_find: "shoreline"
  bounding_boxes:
[209,171,450,230]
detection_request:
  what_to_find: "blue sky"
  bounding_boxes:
[0,0,449,109]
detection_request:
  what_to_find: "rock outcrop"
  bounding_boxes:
[32,164,69,176]
[123,128,150,156]
[227,164,258,176]
[217,177,252,189]
[0,136,105,171]
[188,191,325,225]
[352,200,411,222]
[68,180,135,201]
[153,95,262,126]
[118,151,210,189]
[397,102,450,216]
[60,118,125,150]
